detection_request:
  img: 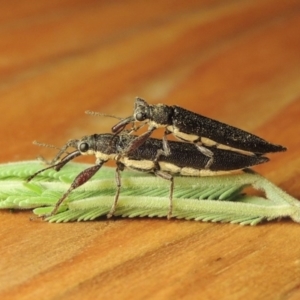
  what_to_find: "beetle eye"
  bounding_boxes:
[79,142,89,152]
[136,112,146,121]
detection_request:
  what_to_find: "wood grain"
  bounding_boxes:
[0,1,300,299]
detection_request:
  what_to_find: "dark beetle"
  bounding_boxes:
[112,98,286,168]
[28,133,269,219]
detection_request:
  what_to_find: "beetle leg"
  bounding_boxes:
[162,130,171,156]
[153,130,171,163]
[127,121,146,134]
[195,143,214,169]
[125,127,156,155]
[41,162,104,218]
[27,150,81,182]
[154,169,174,220]
[153,151,174,220]
[107,163,124,218]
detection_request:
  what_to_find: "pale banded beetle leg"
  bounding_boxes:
[153,130,171,163]
[154,170,174,219]
[107,162,124,218]
[195,143,214,169]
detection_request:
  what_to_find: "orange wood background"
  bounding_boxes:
[0,1,300,299]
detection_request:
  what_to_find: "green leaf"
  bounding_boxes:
[0,161,299,225]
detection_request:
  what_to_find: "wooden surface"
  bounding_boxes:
[1,1,300,299]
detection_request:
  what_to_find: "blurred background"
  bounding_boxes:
[1,0,299,165]
[1,2,300,299]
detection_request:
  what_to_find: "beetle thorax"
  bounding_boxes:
[150,104,173,127]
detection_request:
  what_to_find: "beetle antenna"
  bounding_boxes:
[33,140,65,152]
[32,140,78,165]
[85,110,123,120]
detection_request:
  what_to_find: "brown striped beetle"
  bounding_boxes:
[112,98,286,168]
[28,133,270,219]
